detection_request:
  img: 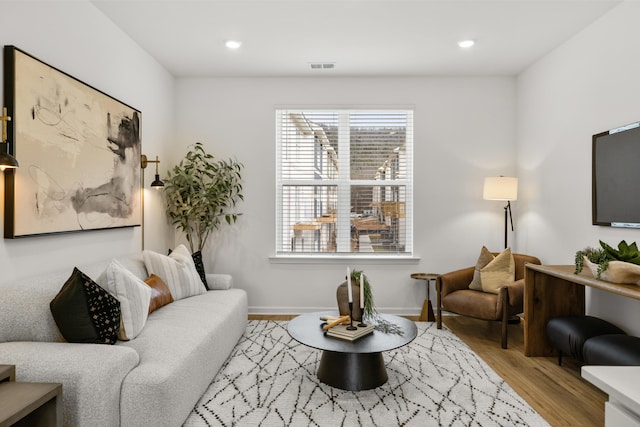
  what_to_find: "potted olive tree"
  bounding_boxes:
[163,142,243,285]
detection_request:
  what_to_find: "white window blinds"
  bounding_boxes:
[276,109,413,255]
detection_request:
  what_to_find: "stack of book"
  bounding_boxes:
[325,323,374,341]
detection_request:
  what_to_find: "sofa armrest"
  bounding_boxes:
[206,273,234,290]
[0,341,139,427]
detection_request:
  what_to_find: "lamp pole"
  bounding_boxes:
[504,200,514,249]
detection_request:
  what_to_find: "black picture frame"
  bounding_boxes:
[3,46,142,238]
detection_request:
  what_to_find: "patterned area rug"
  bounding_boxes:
[184,321,550,427]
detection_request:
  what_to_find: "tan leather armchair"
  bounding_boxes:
[436,253,541,349]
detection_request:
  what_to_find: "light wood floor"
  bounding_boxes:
[248,314,607,427]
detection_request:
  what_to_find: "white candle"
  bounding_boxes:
[360,273,364,309]
[347,267,353,303]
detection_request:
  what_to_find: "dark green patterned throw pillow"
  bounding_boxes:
[50,267,121,344]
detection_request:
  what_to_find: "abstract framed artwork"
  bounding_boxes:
[3,46,142,238]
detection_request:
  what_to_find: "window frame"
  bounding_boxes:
[275,108,414,259]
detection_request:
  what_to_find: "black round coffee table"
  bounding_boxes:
[287,311,417,391]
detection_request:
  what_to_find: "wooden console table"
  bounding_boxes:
[0,364,62,427]
[0,365,15,383]
[524,264,640,356]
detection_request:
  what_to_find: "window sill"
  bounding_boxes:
[269,254,421,264]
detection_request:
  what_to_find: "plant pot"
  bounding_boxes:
[336,281,363,321]
[583,256,640,284]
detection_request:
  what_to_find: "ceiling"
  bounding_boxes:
[91,0,621,78]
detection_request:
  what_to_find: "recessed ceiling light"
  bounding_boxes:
[458,40,475,48]
[225,40,242,49]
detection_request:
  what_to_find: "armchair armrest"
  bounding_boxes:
[436,266,474,331]
[439,266,475,298]
[502,278,525,308]
[206,273,234,290]
[498,278,525,349]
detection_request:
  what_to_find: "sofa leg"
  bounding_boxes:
[558,351,563,366]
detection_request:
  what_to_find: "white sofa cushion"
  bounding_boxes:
[118,289,248,427]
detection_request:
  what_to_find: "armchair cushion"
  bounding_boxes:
[468,246,515,294]
[443,289,501,320]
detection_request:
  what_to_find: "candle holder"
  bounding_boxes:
[346,302,357,331]
[357,315,367,328]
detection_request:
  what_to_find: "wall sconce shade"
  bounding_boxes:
[140,154,164,188]
[0,151,19,171]
[483,176,518,201]
[150,174,164,188]
[0,107,18,171]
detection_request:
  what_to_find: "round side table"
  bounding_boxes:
[410,273,439,322]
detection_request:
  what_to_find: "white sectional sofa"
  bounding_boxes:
[0,252,248,427]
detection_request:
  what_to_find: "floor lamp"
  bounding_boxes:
[483,176,518,249]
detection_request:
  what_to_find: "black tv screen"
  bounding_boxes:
[593,121,640,228]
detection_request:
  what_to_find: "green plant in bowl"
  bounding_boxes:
[575,240,640,279]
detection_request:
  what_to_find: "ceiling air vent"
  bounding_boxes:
[309,62,335,70]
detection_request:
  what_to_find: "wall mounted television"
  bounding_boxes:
[593,121,640,228]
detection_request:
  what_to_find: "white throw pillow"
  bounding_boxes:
[142,244,206,301]
[97,259,152,341]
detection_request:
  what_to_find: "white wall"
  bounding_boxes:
[176,77,517,314]
[0,2,517,316]
[0,1,174,283]
[516,1,640,334]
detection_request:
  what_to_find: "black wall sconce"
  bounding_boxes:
[0,107,18,171]
[140,154,164,188]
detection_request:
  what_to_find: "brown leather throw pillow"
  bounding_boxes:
[145,274,174,314]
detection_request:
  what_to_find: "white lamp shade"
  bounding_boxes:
[483,176,518,201]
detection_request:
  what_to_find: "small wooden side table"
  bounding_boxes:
[0,365,62,427]
[410,273,439,322]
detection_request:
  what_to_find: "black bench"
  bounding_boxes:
[584,334,640,365]
[546,315,626,365]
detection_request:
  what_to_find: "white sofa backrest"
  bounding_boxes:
[0,253,148,343]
